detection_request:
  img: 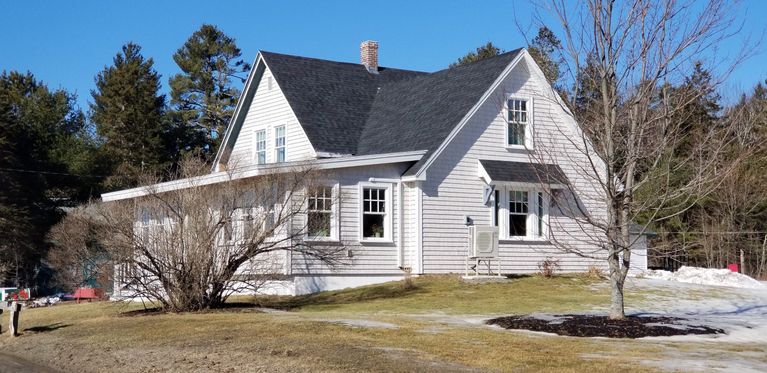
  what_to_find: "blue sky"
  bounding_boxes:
[2,0,765,111]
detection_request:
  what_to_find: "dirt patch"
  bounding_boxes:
[322,319,399,329]
[486,314,724,338]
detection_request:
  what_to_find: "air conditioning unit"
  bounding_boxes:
[468,226,499,258]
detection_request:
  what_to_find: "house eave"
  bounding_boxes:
[101,150,427,202]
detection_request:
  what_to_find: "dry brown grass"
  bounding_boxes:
[0,275,663,372]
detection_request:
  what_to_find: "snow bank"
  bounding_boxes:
[638,266,765,289]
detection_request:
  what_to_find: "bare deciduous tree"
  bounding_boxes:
[525,0,756,319]
[51,157,347,311]
[47,205,112,292]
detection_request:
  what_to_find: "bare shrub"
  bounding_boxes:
[584,265,606,280]
[47,205,112,292]
[401,267,416,290]
[537,257,561,278]
[52,157,348,311]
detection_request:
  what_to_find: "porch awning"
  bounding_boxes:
[477,160,568,188]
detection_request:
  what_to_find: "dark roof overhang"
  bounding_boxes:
[477,159,568,187]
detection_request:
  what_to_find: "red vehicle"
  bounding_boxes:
[73,287,105,303]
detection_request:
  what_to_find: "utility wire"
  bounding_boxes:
[655,231,767,234]
[0,167,105,178]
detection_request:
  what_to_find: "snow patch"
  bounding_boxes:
[637,266,765,289]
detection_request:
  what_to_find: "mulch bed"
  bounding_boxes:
[486,314,724,338]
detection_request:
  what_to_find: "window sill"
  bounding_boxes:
[359,238,394,245]
[303,237,342,245]
[499,239,551,245]
[505,144,532,151]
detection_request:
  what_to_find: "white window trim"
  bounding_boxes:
[304,183,340,243]
[274,125,286,163]
[491,184,549,241]
[216,210,239,247]
[253,129,267,165]
[504,96,534,150]
[358,182,393,244]
[137,209,151,244]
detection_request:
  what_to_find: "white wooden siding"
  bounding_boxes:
[290,163,412,275]
[420,58,608,274]
[228,66,315,168]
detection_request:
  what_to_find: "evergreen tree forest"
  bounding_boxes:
[0,25,250,290]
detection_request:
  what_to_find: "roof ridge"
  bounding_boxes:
[259,50,428,75]
[437,48,525,73]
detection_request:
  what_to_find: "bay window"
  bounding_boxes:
[491,186,548,240]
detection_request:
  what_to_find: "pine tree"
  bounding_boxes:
[451,42,504,67]
[527,27,564,87]
[0,71,95,286]
[169,24,250,159]
[90,43,168,188]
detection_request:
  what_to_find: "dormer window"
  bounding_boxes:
[274,125,286,163]
[507,98,532,148]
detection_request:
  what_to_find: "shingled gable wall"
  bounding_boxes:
[227,63,316,167]
[418,55,612,274]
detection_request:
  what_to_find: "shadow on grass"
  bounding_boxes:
[505,274,534,280]
[120,307,165,317]
[23,323,71,333]
[119,302,268,317]
[255,283,425,311]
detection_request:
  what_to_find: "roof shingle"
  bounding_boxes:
[260,49,522,171]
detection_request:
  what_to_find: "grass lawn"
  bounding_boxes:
[0,275,683,372]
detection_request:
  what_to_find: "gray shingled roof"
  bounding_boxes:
[261,52,427,155]
[260,49,522,174]
[479,160,568,185]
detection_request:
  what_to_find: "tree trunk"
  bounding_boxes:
[608,247,626,319]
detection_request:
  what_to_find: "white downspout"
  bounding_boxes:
[368,177,405,269]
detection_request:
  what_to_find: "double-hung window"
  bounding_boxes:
[274,125,286,163]
[360,184,391,241]
[137,209,151,246]
[507,98,530,147]
[307,186,333,238]
[508,191,528,237]
[221,216,235,246]
[255,130,266,164]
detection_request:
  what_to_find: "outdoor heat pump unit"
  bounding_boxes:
[468,226,499,258]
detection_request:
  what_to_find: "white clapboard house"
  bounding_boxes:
[103,41,648,296]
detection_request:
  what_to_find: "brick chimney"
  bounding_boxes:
[360,40,379,74]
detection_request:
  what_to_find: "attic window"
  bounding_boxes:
[274,126,286,163]
[506,98,533,148]
[267,77,273,90]
[255,130,266,164]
